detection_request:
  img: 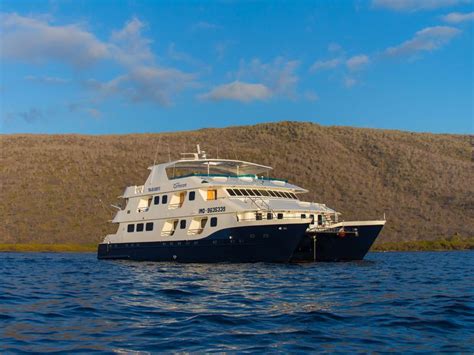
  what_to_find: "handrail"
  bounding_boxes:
[169,173,287,182]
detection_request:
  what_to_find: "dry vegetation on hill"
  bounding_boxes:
[1,121,472,246]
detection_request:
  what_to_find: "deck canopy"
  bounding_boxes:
[163,159,273,179]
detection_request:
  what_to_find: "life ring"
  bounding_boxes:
[337,228,346,238]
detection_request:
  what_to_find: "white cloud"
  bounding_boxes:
[304,91,319,102]
[346,55,370,71]
[0,13,109,67]
[25,75,70,84]
[344,77,357,88]
[86,66,196,106]
[200,81,272,102]
[441,11,474,23]
[372,0,466,11]
[237,57,300,97]
[109,17,154,67]
[328,43,343,53]
[86,108,102,118]
[309,58,342,73]
[385,26,461,56]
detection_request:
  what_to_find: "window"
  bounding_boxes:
[154,196,160,205]
[200,218,208,229]
[256,212,262,220]
[189,191,196,201]
[284,192,293,199]
[253,190,262,196]
[260,190,269,196]
[227,189,236,196]
[127,224,135,232]
[207,189,217,200]
[290,193,298,199]
[136,223,144,232]
[268,190,277,197]
[318,215,323,226]
[180,219,186,229]
[267,212,273,220]
[146,222,153,231]
[274,191,284,198]
[210,217,218,227]
[277,213,284,219]
[162,195,168,204]
[301,214,306,219]
[240,189,249,196]
[247,189,256,196]
[310,214,315,224]
[234,189,243,196]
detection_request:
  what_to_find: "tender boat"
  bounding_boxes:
[97,145,386,263]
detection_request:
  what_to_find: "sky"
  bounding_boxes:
[0,0,473,135]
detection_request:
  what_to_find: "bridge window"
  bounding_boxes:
[240,189,249,196]
[154,196,160,205]
[146,222,153,231]
[127,224,134,232]
[210,217,217,227]
[284,192,293,199]
[136,223,144,232]
[189,191,196,201]
[233,189,243,196]
[227,189,236,196]
[260,190,269,196]
[290,193,298,199]
[247,189,256,196]
[253,190,262,196]
[268,190,277,197]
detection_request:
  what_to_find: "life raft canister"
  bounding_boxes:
[337,227,346,238]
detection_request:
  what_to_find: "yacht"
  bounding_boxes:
[97,145,385,262]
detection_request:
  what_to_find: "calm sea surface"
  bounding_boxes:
[1,251,473,353]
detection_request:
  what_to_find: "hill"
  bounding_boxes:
[1,121,472,246]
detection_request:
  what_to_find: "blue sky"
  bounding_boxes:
[1,0,473,134]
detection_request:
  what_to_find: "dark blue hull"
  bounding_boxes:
[97,223,309,263]
[291,223,385,262]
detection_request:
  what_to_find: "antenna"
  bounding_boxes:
[153,137,160,166]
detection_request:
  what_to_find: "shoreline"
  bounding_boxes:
[0,237,472,253]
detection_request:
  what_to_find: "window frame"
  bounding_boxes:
[127,224,135,232]
[136,223,144,232]
[146,222,154,231]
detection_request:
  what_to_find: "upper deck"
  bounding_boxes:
[122,146,308,198]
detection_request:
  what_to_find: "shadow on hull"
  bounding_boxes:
[291,223,385,262]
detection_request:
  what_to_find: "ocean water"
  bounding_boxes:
[1,251,473,353]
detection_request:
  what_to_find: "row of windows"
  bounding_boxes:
[128,222,154,233]
[127,218,218,233]
[154,195,168,205]
[227,188,297,199]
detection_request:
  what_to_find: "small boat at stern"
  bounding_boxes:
[97,145,312,263]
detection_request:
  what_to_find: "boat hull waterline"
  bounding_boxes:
[98,223,308,263]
